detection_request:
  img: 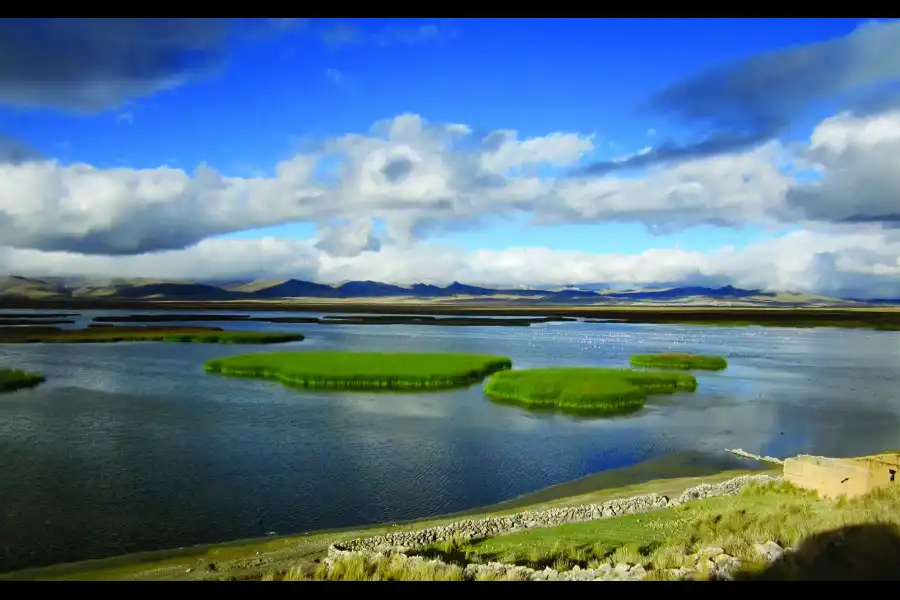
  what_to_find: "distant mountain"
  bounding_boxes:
[604,285,774,301]
[443,281,500,296]
[251,279,336,298]
[108,282,239,300]
[0,275,886,307]
[334,280,411,297]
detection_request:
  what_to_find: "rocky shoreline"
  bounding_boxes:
[324,474,781,581]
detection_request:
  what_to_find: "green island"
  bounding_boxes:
[0,318,76,326]
[630,353,728,371]
[0,312,79,319]
[204,351,512,390]
[483,368,697,415]
[93,314,575,327]
[0,325,304,345]
[0,368,46,393]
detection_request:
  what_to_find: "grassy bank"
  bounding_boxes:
[483,368,697,414]
[0,368,46,392]
[414,479,900,581]
[205,351,512,390]
[630,354,728,371]
[0,325,304,345]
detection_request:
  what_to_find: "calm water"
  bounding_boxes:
[2,309,900,572]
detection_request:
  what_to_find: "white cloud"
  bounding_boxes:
[1,109,900,294]
[4,225,900,297]
[325,68,344,85]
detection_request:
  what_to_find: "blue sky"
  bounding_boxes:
[1,18,899,295]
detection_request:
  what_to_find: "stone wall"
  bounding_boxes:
[329,474,779,559]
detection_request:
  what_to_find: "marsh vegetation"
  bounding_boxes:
[0,319,76,326]
[94,314,574,327]
[205,351,512,390]
[0,325,304,344]
[483,368,697,415]
[0,368,46,393]
[630,354,728,371]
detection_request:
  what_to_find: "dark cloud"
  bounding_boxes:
[577,19,900,175]
[0,18,299,111]
[0,135,42,164]
[381,157,414,183]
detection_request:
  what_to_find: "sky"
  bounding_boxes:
[2,17,900,297]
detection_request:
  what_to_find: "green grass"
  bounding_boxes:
[204,351,513,390]
[302,554,465,581]
[630,353,728,371]
[0,325,303,345]
[0,368,46,392]
[446,480,900,580]
[483,368,697,415]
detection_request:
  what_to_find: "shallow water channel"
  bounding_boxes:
[1,309,899,572]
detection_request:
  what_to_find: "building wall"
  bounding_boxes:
[783,456,871,499]
[783,453,900,499]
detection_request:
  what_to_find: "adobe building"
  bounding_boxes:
[783,453,900,499]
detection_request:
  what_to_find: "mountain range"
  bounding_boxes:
[0,275,892,307]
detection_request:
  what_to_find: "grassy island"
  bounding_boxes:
[484,368,697,414]
[204,351,512,390]
[0,325,304,345]
[94,314,573,327]
[0,318,76,326]
[630,353,728,371]
[0,368,46,393]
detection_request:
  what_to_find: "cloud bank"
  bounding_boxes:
[0,106,899,296]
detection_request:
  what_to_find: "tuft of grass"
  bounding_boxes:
[630,353,728,371]
[0,325,303,345]
[313,553,464,581]
[483,367,697,415]
[0,368,46,393]
[204,351,512,391]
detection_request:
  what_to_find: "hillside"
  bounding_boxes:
[0,275,889,307]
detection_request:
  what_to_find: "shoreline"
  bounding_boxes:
[1,451,777,581]
[3,300,900,329]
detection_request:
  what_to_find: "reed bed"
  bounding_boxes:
[484,368,697,414]
[630,353,728,371]
[204,351,512,390]
[0,325,303,345]
[0,368,46,393]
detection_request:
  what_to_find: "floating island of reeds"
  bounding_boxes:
[0,325,304,345]
[204,351,512,391]
[483,367,697,415]
[629,353,728,371]
[93,314,576,327]
[0,368,46,393]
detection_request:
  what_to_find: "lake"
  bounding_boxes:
[2,309,900,572]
